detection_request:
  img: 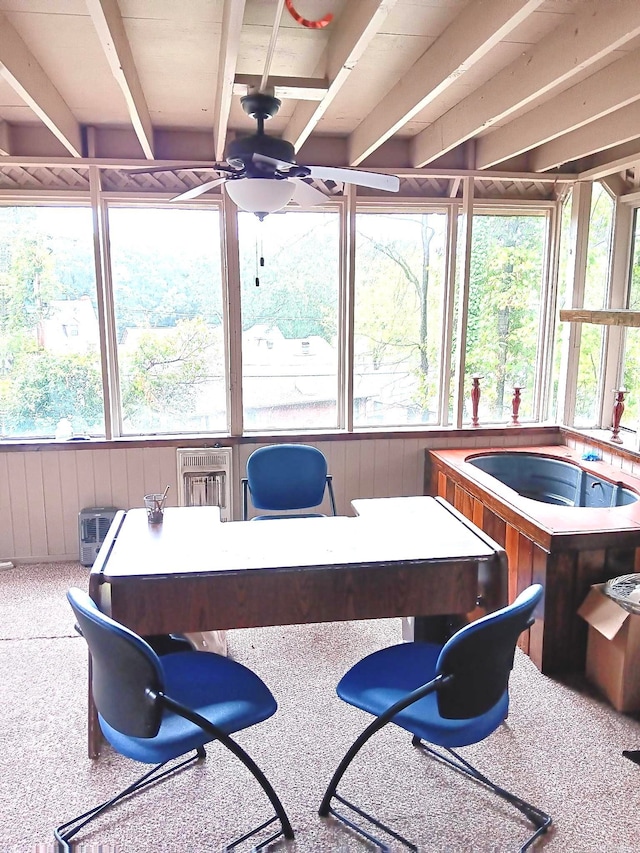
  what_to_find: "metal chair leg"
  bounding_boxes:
[163,694,295,845]
[54,748,205,851]
[412,736,552,852]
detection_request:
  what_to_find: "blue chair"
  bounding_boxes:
[319,585,551,852]
[242,444,337,520]
[55,588,294,852]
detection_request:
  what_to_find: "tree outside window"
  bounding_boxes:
[108,207,226,435]
[0,206,102,438]
[464,212,547,424]
[354,211,446,426]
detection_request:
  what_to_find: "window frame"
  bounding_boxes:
[0,178,600,442]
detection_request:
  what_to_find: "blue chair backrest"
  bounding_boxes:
[435,584,543,720]
[67,588,165,739]
[247,444,329,511]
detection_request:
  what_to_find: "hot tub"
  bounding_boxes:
[427,445,640,675]
[468,452,638,508]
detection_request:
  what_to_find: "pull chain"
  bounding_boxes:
[255,219,265,286]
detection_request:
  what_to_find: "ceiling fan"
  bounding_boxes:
[133,93,400,219]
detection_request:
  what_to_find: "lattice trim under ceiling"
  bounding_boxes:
[0,166,567,202]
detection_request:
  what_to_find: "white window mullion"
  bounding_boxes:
[89,166,122,439]
[535,207,559,422]
[339,189,355,432]
[222,193,243,436]
[598,196,634,427]
[453,178,474,429]
[558,181,592,427]
[438,204,459,426]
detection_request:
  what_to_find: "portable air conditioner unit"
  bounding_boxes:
[78,506,120,567]
[176,447,233,521]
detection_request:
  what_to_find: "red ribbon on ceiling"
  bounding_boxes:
[285,0,333,29]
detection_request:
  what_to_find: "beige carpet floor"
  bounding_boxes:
[1,562,640,852]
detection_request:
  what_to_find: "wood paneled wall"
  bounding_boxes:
[0,428,556,562]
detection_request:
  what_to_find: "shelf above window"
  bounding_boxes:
[559,309,640,328]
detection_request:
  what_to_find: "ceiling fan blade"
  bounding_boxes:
[252,152,296,171]
[171,178,226,202]
[291,179,327,206]
[307,166,400,192]
[126,164,225,176]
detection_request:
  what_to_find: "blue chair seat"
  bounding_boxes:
[337,642,508,749]
[101,650,277,764]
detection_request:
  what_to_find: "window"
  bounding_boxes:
[108,207,226,435]
[464,211,548,424]
[238,210,340,431]
[2,178,615,443]
[353,211,447,426]
[0,206,102,438]
[574,183,613,427]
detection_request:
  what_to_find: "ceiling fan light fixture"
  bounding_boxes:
[225,178,295,217]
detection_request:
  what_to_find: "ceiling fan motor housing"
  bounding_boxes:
[227,134,298,170]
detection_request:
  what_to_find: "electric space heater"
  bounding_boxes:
[78,506,119,567]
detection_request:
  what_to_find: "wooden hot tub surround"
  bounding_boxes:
[427,445,640,675]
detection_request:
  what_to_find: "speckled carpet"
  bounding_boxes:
[1,562,640,852]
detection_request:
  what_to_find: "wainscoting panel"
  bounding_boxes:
[0,428,556,561]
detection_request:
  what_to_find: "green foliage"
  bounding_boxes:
[4,348,103,435]
[354,212,445,423]
[466,214,546,421]
[120,318,220,430]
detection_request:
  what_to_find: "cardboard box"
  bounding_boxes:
[578,584,640,712]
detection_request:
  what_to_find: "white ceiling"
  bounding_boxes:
[0,0,639,187]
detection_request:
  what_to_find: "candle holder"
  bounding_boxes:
[510,385,524,426]
[471,375,482,427]
[611,388,626,444]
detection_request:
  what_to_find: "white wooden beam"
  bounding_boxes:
[284,0,396,152]
[0,11,82,156]
[258,0,286,94]
[347,0,544,167]
[0,120,10,155]
[213,0,246,162]
[234,74,328,101]
[86,0,154,159]
[0,153,577,184]
[411,0,640,168]
[477,48,640,169]
[530,100,640,172]
[578,140,640,182]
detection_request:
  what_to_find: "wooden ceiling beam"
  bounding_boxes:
[234,74,328,101]
[477,47,640,169]
[411,0,640,169]
[530,100,640,173]
[283,0,396,153]
[0,120,10,155]
[579,140,640,182]
[0,11,82,157]
[347,0,544,167]
[213,0,246,162]
[86,0,154,159]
